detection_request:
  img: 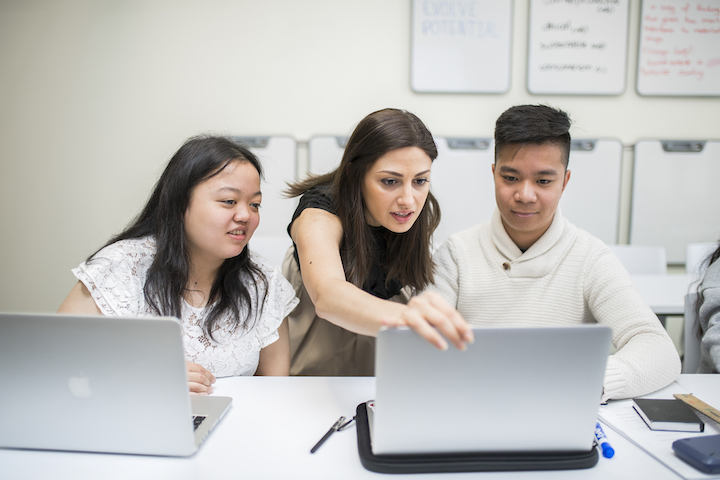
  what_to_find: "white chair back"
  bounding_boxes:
[608,245,667,275]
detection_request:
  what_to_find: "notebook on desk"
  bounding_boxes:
[370,325,611,455]
[0,312,231,456]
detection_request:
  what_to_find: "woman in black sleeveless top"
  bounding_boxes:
[283,109,473,375]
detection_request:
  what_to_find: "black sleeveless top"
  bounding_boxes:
[287,184,403,300]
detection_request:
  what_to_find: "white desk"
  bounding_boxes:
[631,274,693,316]
[676,374,720,406]
[599,375,720,480]
[0,376,688,480]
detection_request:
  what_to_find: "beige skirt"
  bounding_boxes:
[281,247,409,376]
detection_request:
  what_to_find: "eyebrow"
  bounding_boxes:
[218,186,262,197]
[498,166,558,176]
[378,169,431,177]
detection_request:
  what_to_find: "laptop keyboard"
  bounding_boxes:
[192,415,206,431]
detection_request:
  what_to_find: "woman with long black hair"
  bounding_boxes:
[59,135,298,393]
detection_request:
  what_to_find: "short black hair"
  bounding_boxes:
[494,105,571,168]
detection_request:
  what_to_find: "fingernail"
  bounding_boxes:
[465,332,475,344]
[458,342,467,352]
[438,341,449,351]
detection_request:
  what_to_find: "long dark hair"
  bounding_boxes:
[695,242,720,339]
[286,108,440,291]
[89,135,268,341]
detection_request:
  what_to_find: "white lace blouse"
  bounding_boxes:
[72,236,299,377]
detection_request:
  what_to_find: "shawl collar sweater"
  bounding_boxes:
[431,209,681,400]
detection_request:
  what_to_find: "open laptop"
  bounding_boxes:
[0,312,231,456]
[370,325,611,455]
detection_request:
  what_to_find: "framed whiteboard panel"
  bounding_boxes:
[560,139,622,245]
[309,136,497,246]
[233,136,297,267]
[527,0,629,95]
[637,0,720,96]
[411,0,512,93]
[433,138,623,246]
[308,136,346,175]
[431,137,496,245]
[308,136,623,247]
[630,140,720,263]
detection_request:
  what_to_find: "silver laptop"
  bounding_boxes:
[0,312,231,456]
[371,325,611,455]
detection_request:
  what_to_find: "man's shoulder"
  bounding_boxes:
[563,220,611,255]
[561,226,629,283]
[433,224,494,273]
[442,223,488,249]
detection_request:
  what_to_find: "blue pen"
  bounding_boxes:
[594,422,615,458]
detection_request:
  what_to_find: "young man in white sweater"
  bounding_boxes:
[430,105,681,401]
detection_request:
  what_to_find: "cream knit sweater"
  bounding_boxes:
[430,209,681,401]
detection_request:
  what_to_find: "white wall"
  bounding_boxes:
[1,0,718,313]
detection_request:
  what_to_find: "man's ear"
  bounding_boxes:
[491,163,496,176]
[561,169,571,193]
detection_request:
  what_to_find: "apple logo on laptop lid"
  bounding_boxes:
[67,373,92,398]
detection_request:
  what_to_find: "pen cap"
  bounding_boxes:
[600,442,614,458]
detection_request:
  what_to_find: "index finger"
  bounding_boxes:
[409,292,474,349]
[425,291,474,344]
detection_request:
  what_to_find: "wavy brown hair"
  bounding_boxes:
[286,108,440,291]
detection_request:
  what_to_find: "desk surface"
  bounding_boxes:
[2,376,705,480]
[599,375,720,480]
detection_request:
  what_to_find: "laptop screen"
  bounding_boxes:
[372,325,610,455]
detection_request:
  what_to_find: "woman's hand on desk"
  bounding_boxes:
[383,291,474,351]
[186,361,216,395]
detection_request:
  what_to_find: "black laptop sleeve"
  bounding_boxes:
[355,402,599,474]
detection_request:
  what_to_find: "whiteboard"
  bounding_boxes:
[527,0,629,95]
[560,139,622,245]
[309,136,623,247]
[233,136,297,268]
[411,0,512,93]
[308,136,346,175]
[434,138,623,245]
[630,140,720,264]
[430,137,496,245]
[308,136,497,245]
[637,0,720,96]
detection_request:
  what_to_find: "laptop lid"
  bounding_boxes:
[0,312,231,456]
[372,325,611,455]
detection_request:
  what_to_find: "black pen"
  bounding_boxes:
[310,416,345,454]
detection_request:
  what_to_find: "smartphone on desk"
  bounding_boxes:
[672,434,720,474]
